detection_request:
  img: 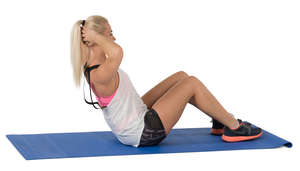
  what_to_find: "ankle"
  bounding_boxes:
[229,120,240,130]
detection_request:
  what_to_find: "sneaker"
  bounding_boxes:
[211,119,225,135]
[222,119,263,142]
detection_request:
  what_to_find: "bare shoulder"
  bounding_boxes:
[90,51,123,85]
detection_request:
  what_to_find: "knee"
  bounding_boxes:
[182,75,202,91]
[188,75,202,85]
[177,71,189,79]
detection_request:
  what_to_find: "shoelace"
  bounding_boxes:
[237,119,252,127]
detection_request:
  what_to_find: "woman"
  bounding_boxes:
[70,15,262,147]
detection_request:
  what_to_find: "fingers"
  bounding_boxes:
[81,33,86,39]
[81,28,86,34]
[81,27,87,42]
[80,26,93,46]
[81,26,87,33]
[81,27,86,37]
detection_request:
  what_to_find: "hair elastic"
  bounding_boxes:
[81,20,85,26]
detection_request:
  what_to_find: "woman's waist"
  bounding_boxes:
[107,114,146,136]
[103,106,148,129]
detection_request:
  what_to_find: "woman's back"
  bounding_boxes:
[87,66,149,147]
[84,62,119,108]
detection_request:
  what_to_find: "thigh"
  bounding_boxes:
[152,76,197,135]
[142,71,189,109]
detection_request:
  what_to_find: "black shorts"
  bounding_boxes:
[139,108,167,147]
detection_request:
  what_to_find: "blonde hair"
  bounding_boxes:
[70,15,109,87]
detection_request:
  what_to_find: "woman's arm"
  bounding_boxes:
[92,34,123,84]
[94,33,123,59]
[82,25,123,59]
[82,27,123,84]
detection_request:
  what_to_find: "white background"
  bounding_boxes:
[0,0,299,170]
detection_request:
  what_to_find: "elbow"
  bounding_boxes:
[112,48,123,60]
[115,46,123,58]
[110,46,123,59]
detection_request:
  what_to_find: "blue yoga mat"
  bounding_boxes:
[6,127,292,160]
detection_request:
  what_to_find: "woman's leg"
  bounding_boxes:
[141,71,200,110]
[152,76,238,135]
[141,71,189,109]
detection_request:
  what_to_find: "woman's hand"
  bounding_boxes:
[81,26,99,46]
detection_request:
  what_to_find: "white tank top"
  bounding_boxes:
[100,68,148,147]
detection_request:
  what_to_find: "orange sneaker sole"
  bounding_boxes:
[222,131,263,142]
[211,128,224,135]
